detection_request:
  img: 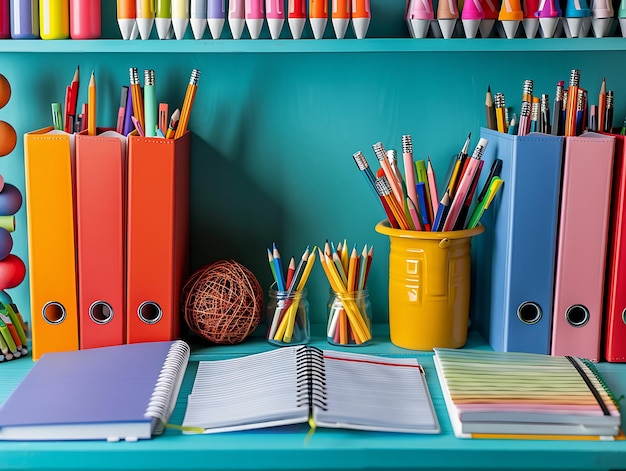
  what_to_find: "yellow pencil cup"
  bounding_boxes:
[375,220,484,350]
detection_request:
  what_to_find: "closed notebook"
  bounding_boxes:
[182,346,440,434]
[433,348,622,440]
[0,340,190,441]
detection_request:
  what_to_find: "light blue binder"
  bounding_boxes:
[471,128,564,354]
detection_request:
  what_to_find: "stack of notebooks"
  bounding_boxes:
[433,348,623,440]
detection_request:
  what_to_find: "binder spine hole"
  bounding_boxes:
[565,304,590,327]
[42,302,66,325]
[90,301,114,325]
[138,301,162,324]
[516,302,542,325]
[621,309,626,325]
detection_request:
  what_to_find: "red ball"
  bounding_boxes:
[0,254,26,289]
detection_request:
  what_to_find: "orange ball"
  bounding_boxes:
[0,121,16,157]
[0,74,9,109]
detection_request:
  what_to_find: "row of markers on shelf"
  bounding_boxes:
[407,0,623,39]
[352,135,504,233]
[116,0,371,41]
[266,241,374,345]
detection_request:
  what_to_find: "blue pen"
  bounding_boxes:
[416,182,431,230]
[432,190,451,232]
[190,0,208,39]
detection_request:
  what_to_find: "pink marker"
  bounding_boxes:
[266,0,284,39]
[288,0,306,38]
[522,0,540,37]
[535,0,560,37]
[479,0,499,36]
[245,0,264,39]
[229,0,245,38]
[461,0,484,37]
[407,0,434,38]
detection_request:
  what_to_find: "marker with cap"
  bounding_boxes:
[228,0,246,38]
[246,0,265,39]
[352,0,371,38]
[310,0,328,39]
[155,0,172,39]
[190,0,208,38]
[267,0,285,39]
[288,0,306,38]
[208,0,226,38]
[332,0,350,38]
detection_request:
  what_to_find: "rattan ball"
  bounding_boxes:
[182,260,263,344]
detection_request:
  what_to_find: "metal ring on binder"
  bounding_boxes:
[516,302,542,325]
[621,308,626,325]
[89,301,114,325]
[42,301,66,325]
[137,301,163,325]
[565,304,590,327]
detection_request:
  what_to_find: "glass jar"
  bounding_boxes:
[266,287,309,346]
[327,288,372,346]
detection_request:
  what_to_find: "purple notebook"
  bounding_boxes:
[0,340,190,441]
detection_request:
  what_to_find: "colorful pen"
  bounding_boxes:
[228,0,245,39]
[172,0,189,39]
[498,0,523,38]
[266,0,285,39]
[136,0,155,39]
[246,0,265,39]
[522,0,540,37]
[117,0,137,39]
[352,0,371,38]
[288,0,306,39]
[10,0,39,38]
[535,0,561,38]
[461,0,484,38]
[479,0,498,37]
[436,0,458,38]
[310,0,328,39]
[155,0,172,39]
[190,0,207,38]
[207,0,225,38]
[332,0,350,39]
[407,0,435,38]
[564,0,590,37]
[466,176,503,229]
[116,86,128,134]
[619,0,626,36]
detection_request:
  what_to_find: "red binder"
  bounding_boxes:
[75,131,126,349]
[604,134,626,362]
[126,132,190,343]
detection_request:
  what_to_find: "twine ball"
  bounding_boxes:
[182,260,263,344]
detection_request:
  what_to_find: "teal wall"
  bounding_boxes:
[1,1,626,338]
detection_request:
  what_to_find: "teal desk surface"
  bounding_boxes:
[1,331,626,471]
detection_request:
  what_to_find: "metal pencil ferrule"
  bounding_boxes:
[130,67,139,85]
[374,176,392,196]
[352,151,369,171]
[372,142,387,162]
[144,69,155,86]
[569,69,580,87]
[190,69,201,85]
[401,135,413,154]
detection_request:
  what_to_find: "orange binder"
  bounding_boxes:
[75,131,126,349]
[604,134,626,362]
[551,133,615,362]
[126,132,190,343]
[24,127,79,360]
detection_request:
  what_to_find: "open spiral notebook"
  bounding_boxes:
[182,346,440,434]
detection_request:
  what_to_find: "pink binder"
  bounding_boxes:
[75,131,126,349]
[551,132,615,361]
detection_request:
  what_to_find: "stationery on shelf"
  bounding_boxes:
[551,132,615,361]
[75,131,127,350]
[433,348,623,440]
[604,134,626,362]
[182,346,440,434]
[472,127,563,354]
[0,340,190,441]
[24,127,79,360]
[207,0,226,39]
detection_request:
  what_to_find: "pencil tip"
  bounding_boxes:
[487,85,491,92]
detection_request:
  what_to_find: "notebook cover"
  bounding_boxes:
[75,131,126,349]
[126,132,190,343]
[603,134,626,362]
[0,340,189,441]
[473,128,564,354]
[23,127,79,360]
[551,133,615,361]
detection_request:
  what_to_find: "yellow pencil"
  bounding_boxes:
[175,69,200,139]
[283,249,317,342]
[87,71,96,136]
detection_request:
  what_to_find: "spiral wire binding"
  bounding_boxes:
[295,346,328,412]
[566,356,611,416]
[580,357,624,407]
[144,340,191,435]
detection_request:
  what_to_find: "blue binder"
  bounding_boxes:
[471,128,564,354]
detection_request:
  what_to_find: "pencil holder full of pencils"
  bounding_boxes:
[266,286,310,346]
[375,220,484,350]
